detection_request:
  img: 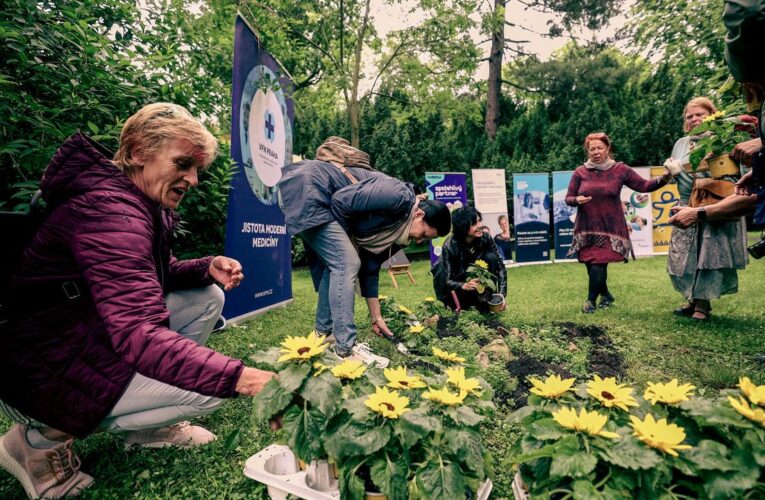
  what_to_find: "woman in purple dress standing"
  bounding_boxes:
[565,132,673,313]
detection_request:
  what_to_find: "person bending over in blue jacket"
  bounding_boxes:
[278,137,450,366]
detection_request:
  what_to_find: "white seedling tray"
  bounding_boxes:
[244,445,339,500]
[476,477,493,500]
[511,472,528,500]
[244,444,493,500]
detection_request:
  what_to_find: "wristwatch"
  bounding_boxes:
[697,206,707,221]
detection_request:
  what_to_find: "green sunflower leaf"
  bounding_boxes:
[252,379,293,424]
[278,362,312,392]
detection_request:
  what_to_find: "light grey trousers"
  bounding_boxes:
[1,285,227,434]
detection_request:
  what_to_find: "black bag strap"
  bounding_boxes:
[0,190,86,322]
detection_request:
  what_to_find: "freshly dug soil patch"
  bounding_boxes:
[505,355,575,407]
[436,315,464,339]
[503,323,625,408]
[405,356,441,373]
[479,315,506,331]
[555,321,625,379]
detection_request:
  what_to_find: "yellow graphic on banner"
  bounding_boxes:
[650,167,680,254]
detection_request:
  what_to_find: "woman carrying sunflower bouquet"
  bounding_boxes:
[432,207,507,313]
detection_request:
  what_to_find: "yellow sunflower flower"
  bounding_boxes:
[398,305,414,315]
[277,331,329,363]
[432,347,465,363]
[422,387,467,406]
[529,374,576,399]
[552,407,619,439]
[409,324,426,334]
[474,259,489,269]
[445,366,482,396]
[702,111,725,122]
[587,375,638,411]
[384,366,426,390]
[365,387,410,419]
[378,295,389,301]
[728,396,765,427]
[424,297,436,302]
[739,377,765,406]
[330,359,367,380]
[644,379,696,405]
[313,362,329,376]
[629,414,692,457]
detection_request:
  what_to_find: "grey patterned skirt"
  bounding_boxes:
[667,214,748,301]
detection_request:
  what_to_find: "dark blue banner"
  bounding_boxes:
[426,172,468,264]
[512,173,551,264]
[552,171,577,261]
[223,16,294,321]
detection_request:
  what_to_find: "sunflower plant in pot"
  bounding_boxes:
[324,360,495,500]
[509,373,765,498]
[251,333,496,499]
[378,295,420,336]
[465,260,504,312]
[465,259,496,297]
[250,331,368,464]
[687,111,753,174]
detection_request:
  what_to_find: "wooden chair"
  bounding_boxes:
[381,249,415,289]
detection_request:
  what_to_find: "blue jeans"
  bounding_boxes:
[301,221,360,353]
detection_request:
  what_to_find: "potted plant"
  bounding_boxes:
[324,361,495,500]
[509,373,765,498]
[465,259,504,312]
[378,295,420,337]
[687,111,753,176]
[250,331,349,464]
[250,331,496,499]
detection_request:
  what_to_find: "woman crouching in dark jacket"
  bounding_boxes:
[432,207,507,313]
[0,103,276,498]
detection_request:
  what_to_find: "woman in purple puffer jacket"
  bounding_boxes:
[0,103,276,499]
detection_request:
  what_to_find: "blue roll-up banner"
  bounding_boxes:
[223,16,294,322]
[513,173,551,264]
[426,172,468,264]
[552,171,577,261]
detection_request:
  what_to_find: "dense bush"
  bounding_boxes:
[0,0,235,258]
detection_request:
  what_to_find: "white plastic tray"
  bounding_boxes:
[244,444,494,499]
[244,444,340,500]
[511,472,528,500]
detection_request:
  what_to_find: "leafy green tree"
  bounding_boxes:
[0,0,238,257]
[621,0,727,93]
[243,0,479,148]
[483,0,622,139]
[0,0,153,206]
[493,44,695,172]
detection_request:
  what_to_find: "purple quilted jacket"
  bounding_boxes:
[0,133,244,437]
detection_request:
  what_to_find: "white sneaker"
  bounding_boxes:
[348,342,390,368]
[123,421,216,449]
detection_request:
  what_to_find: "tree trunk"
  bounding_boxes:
[349,0,371,147]
[349,100,360,147]
[484,0,505,140]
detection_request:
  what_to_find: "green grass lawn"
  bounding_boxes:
[2,249,764,498]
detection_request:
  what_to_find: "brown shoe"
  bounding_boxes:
[0,424,93,499]
[123,421,216,449]
[691,308,711,321]
[673,303,695,317]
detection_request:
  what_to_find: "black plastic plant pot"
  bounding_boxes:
[488,293,505,313]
